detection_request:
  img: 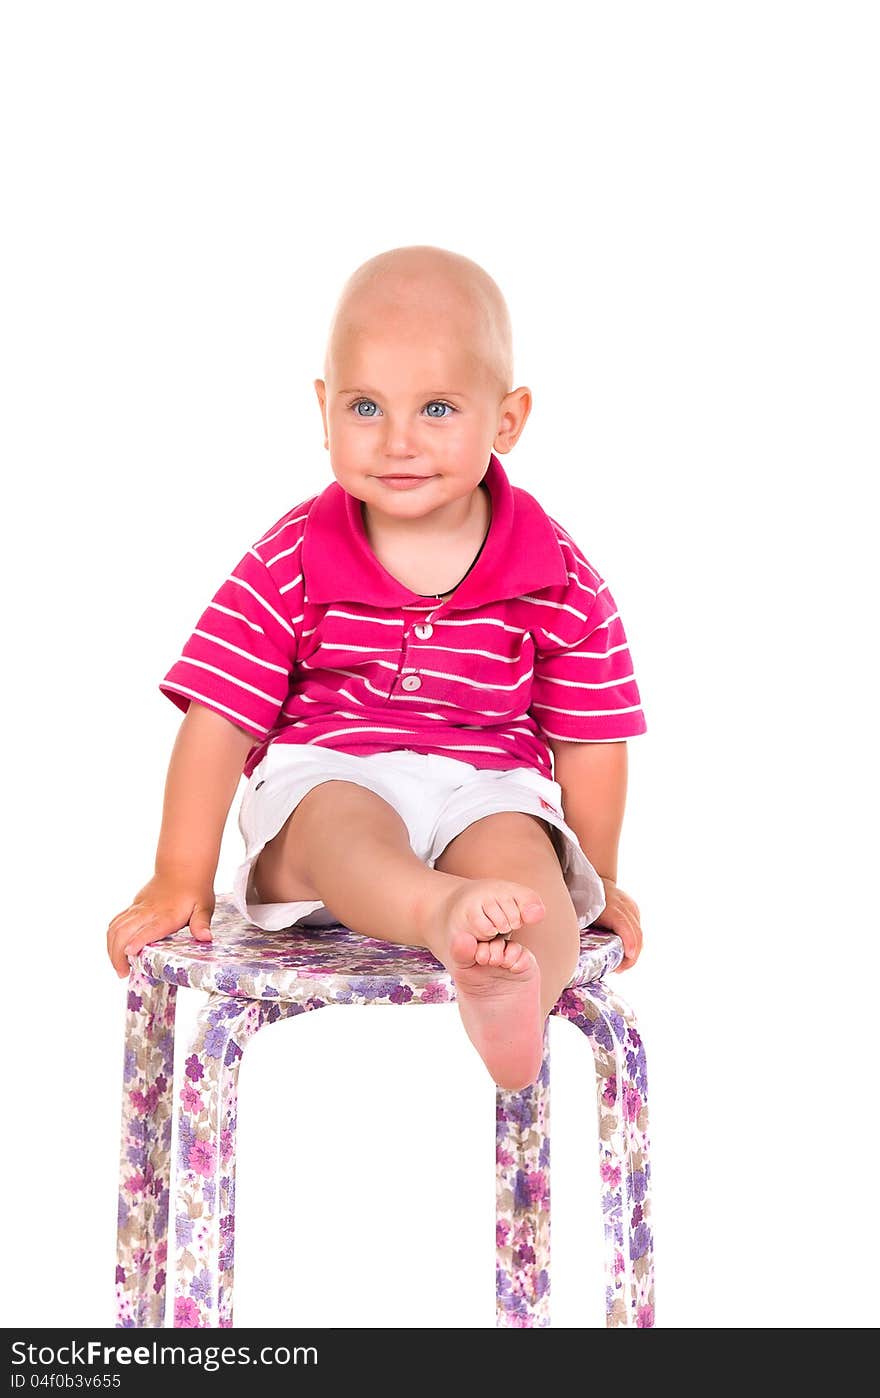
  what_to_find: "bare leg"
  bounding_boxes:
[251,781,549,1087]
[435,812,581,1020]
[434,811,581,1089]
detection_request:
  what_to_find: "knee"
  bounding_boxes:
[494,810,553,844]
[452,809,556,859]
[298,779,411,848]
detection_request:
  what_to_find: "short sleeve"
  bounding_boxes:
[529,537,647,744]
[159,546,300,741]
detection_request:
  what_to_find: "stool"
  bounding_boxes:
[115,893,654,1328]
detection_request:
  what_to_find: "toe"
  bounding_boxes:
[518,895,546,923]
[504,941,531,972]
[469,903,499,938]
[486,900,512,934]
[498,897,522,929]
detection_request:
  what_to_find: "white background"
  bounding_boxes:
[2,1,877,1330]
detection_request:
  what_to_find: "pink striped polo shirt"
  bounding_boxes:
[159,452,647,780]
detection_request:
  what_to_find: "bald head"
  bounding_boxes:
[323,245,514,398]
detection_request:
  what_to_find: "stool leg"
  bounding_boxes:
[116,962,177,1327]
[556,983,655,1327]
[495,1023,551,1327]
[173,993,316,1328]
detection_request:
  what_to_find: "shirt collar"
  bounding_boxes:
[301,451,567,609]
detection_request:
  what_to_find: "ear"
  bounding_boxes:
[314,379,329,449]
[493,385,532,454]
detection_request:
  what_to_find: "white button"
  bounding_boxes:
[401,674,422,691]
[414,623,433,640]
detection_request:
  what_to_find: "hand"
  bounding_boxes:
[592,877,642,972]
[106,875,215,979]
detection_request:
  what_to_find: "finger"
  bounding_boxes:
[614,913,643,971]
[118,931,155,964]
[621,900,642,942]
[112,949,131,979]
[111,928,146,977]
[109,925,144,970]
[119,912,163,952]
[619,915,640,965]
[189,907,214,942]
[615,889,641,931]
[622,906,640,952]
[106,908,145,946]
[109,911,163,962]
[626,911,640,956]
[614,949,641,973]
[596,907,638,966]
[107,904,144,930]
[121,916,180,961]
[108,923,126,966]
[109,909,167,977]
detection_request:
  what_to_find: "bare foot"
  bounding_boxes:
[424,877,547,949]
[422,879,547,1091]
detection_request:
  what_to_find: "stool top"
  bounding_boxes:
[132,893,623,1004]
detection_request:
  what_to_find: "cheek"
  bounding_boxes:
[326,415,368,459]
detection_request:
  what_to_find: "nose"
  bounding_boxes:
[382,414,420,458]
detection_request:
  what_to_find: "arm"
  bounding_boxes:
[154,700,257,884]
[549,738,643,970]
[106,702,257,976]
[549,738,628,882]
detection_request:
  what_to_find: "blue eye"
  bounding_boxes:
[349,399,455,418]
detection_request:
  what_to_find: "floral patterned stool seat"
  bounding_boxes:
[116,892,653,1329]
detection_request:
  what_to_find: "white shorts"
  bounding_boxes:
[231,745,607,933]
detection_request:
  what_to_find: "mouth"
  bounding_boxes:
[376,473,437,490]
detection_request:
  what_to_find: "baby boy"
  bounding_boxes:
[106,244,647,1091]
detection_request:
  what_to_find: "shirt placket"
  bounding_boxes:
[394,598,449,695]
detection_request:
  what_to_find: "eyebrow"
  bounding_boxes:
[336,387,470,400]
